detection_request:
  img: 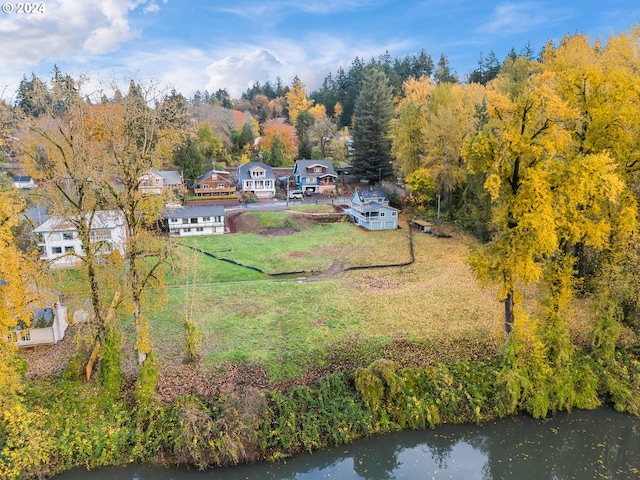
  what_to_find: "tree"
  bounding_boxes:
[0,189,45,410]
[312,115,337,159]
[285,78,314,125]
[434,54,458,84]
[351,68,395,184]
[21,78,119,358]
[463,51,632,336]
[174,137,207,185]
[260,118,299,164]
[98,81,187,372]
[15,73,51,117]
[468,51,501,85]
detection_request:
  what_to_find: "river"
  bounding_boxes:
[55,405,639,479]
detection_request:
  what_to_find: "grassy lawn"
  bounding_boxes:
[175,216,412,275]
[151,216,503,379]
[47,211,503,382]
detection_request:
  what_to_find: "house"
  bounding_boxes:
[344,189,399,230]
[293,160,337,195]
[12,175,37,189]
[237,162,276,198]
[14,302,69,347]
[164,205,225,236]
[138,170,184,195]
[33,210,127,268]
[193,170,237,197]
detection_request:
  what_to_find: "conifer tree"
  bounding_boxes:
[351,68,394,184]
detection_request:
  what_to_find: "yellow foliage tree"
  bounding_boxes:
[0,192,44,410]
[260,117,299,162]
[285,79,314,125]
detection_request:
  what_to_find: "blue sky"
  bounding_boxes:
[0,0,638,100]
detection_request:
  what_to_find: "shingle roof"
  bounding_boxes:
[152,170,183,185]
[356,188,388,201]
[294,160,337,177]
[238,162,275,179]
[163,205,225,219]
[33,210,124,233]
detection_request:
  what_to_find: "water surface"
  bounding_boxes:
[56,406,640,479]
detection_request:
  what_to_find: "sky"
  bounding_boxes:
[0,0,638,101]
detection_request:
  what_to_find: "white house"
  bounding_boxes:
[164,205,225,236]
[12,175,37,189]
[237,162,276,198]
[14,302,69,347]
[344,189,399,230]
[33,211,127,268]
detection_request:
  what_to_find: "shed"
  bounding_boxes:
[412,219,434,233]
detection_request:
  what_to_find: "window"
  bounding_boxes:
[215,216,222,223]
[217,184,225,189]
[203,184,209,189]
[203,216,210,221]
[65,246,74,252]
[380,212,386,217]
[91,229,111,240]
[313,167,322,173]
[182,218,189,224]
[52,247,62,254]
[155,178,160,185]
[196,227,204,232]
[392,212,397,216]
[170,218,178,223]
[190,218,198,224]
[183,228,191,233]
[62,232,74,240]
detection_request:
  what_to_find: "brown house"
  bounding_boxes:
[194,170,236,197]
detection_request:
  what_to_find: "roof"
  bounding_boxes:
[163,205,225,219]
[238,162,275,179]
[13,175,34,182]
[294,160,337,177]
[197,170,231,183]
[152,170,183,185]
[355,188,388,201]
[33,210,124,233]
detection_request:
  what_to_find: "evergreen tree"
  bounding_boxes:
[174,137,207,185]
[351,68,394,184]
[434,54,458,84]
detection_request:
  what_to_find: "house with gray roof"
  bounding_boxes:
[164,205,225,236]
[237,162,276,198]
[293,159,337,194]
[344,189,399,230]
[138,170,184,195]
[12,175,37,189]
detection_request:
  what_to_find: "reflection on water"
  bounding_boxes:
[55,406,640,479]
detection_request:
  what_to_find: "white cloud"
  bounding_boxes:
[0,0,159,66]
[205,49,284,98]
[478,2,576,35]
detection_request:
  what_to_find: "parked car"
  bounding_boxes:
[288,190,303,199]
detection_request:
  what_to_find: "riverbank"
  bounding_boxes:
[5,342,640,480]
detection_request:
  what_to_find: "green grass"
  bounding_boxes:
[150,220,502,380]
[49,212,503,382]
[176,220,411,275]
